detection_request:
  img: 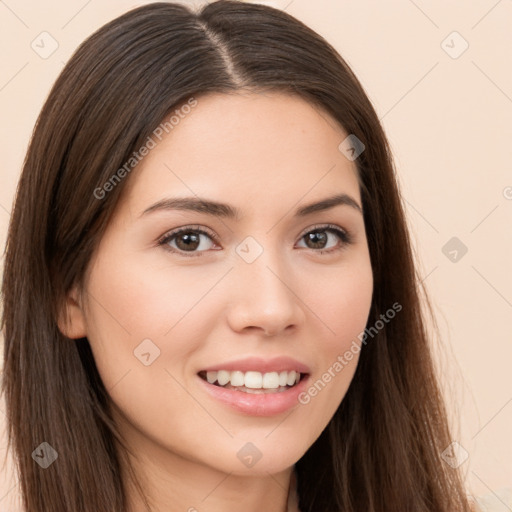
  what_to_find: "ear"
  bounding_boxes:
[57,285,87,339]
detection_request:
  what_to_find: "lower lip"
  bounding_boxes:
[197,374,310,417]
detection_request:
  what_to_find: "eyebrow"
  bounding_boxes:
[140,193,362,220]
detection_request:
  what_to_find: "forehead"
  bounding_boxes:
[119,91,361,217]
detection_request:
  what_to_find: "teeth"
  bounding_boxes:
[217,370,230,386]
[203,370,302,389]
[262,372,280,389]
[244,371,263,389]
[230,371,245,387]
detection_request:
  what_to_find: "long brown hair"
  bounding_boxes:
[1,1,473,511]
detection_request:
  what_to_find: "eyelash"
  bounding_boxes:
[157,223,353,258]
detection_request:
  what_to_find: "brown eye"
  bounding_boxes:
[158,227,217,257]
[297,225,352,254]
[304,230,328,249]
[174,231,202,251]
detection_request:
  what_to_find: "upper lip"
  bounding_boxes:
[199,356,310,374]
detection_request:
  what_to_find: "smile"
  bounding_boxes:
[198,370,306,394]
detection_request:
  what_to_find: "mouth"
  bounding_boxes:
[197,370,309,394]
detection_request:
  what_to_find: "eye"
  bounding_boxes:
[157,223,353,258]
[296,224,353,254]
[157,225,218,257]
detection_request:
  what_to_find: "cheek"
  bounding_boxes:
[83,249,221,342]
[81,255,213,444]
[81,250,230,396]
[293,257,373,419]
[301,256,374,350]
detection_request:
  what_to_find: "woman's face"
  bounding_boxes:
[67,91,373,478]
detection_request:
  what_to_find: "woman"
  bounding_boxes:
[1,1,478,511]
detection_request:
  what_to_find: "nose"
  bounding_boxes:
[226,249,306,337]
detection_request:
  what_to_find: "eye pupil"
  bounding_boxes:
[306,231,327,249]
[176,232,200,251]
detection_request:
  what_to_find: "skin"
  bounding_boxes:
[60,91,374,512]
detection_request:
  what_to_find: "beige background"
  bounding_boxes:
[0,0,511,510]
